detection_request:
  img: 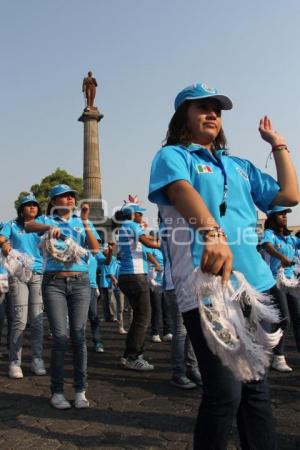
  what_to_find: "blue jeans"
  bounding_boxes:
[165,290,198,377]
[9,274,44,365]
[100,287,117,321]
[42,273,90,394]
[88,288,102,345]
[271,285,300,354]
[0,292,12,350]
[0,293,7,348]
[183,308,277,450]
[150,289,172,336]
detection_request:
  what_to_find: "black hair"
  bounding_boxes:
[16,203,42,227]
[264,214,292,236]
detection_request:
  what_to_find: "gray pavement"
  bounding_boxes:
[0,319,299,449]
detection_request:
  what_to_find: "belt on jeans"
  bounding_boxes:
[44,273,83,280]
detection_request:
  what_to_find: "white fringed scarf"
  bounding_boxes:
[39,232,88,265]
[1,250,34,283]
[148,268,163,293]
[188,269,282,382]
[276,267,300,288]
[0,273,9,294]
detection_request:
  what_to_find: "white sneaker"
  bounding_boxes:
[75,391,90,409]
[50,393,71,410]
[151,334,162,343]
[162,333,173,342]
[118,327,127,334]
[272,355,293,372]
[31,358,46,375]
[8,362,23,379]
[123,356,154,371]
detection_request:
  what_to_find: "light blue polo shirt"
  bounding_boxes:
[147,247,164,285]
[261,230,300,279]
[117,220,148,274]
[35,214,100,273]
[148,144,280,312]
[98,255,118,288]
[0,220,43,273]
[88,253,102,288]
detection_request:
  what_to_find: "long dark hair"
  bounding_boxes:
[16,204,42,227]
[163,101,227,148]
[264,215,291,236]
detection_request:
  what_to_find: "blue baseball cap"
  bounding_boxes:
[267,205,292,216]
[174,83,233,111]
[121,203,147,215]
[49,184,77,199]
[19,194,39,206]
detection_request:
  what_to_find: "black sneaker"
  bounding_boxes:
[171,376,197,389]
[186,370,202,386]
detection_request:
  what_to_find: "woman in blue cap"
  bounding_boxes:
[0,194,45,379]
[115,202,161,371]
[261,205,300,372]
[26,184,103,409]
[148,83,299,449]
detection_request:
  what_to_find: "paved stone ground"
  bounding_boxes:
[0,317,299,449]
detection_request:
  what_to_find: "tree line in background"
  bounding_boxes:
[15,168,83,213]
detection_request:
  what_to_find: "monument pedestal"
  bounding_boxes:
[78,108,112,241]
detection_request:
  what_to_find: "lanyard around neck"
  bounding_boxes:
[214,151,228,217]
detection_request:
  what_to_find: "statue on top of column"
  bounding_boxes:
[82,71,98,110]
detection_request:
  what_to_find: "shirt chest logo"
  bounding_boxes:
[236,167,249,180]
[196,164,213,174]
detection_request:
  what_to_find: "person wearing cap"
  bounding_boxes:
[0,194,46,379]
[148,82,299,449]
[98,241,128,334]
[87,250,104,353]
[261,205,300,372]
[146,231,173,344]
[98,242,118,323]
[115,202,161,371]
[25,184,101,410]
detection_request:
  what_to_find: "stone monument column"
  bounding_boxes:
[79,72,112,241]
[78,108,104,220]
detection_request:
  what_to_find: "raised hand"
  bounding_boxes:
[80,202,90,221]
[258,116,287,147]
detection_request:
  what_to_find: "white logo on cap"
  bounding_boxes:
[200,83,217,94]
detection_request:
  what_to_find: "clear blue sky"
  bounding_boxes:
[1,0,300,228]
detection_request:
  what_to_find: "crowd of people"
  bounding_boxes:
[0,81,300,449]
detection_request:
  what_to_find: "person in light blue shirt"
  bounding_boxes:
[146,233,173,343]
[0,194,45,379]
[25,184,100,410]
[107,255,127,334]
[0,221,11,358]
[88,251,104,353]
[148,82,299,449]
[261,205,300,373]
[98,242,127,333]
[115,202,160,371]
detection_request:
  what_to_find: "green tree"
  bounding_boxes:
[15,168,83,213]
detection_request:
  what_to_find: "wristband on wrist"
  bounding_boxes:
[199,227,227,239]
[272,144,290,152]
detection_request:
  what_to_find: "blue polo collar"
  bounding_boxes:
[185,143,229,157]
[52,213,78,221]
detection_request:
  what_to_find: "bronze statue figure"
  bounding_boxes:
[82,71,98,110]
